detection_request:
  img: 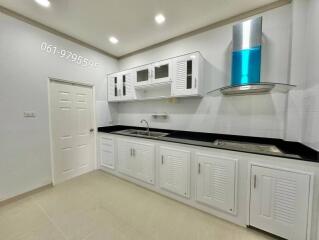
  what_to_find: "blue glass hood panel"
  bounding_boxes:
[231,46,261,86]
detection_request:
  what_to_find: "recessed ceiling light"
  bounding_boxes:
[34,0,51,8]
[155,14,166,24]
[109,36,119,44]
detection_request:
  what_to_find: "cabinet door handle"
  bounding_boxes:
[198,163,201,174]
[253,175,257,189]
[130,148,132,157]
[133,148,135,157]
[194,77,197,88]
[161,155,164,165]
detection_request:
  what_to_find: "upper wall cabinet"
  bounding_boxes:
[152,59,173,85]
[135,64,152,87]
[108,70,135,102]
[134,60,173,88]
[171,52,204,97]
[107,52,206,102]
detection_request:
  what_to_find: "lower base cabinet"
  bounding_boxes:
[195,152,237,214]
[118,138,155,184]
[159,146,191,198]
[249,165,311,240]
[98,134,317,240]
[99,136,115,169]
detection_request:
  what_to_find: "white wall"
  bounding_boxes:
[117,5,293,139]
[0,12,118,201]
[302,0,319,152]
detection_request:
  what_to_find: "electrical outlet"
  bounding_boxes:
[24,112,36,118]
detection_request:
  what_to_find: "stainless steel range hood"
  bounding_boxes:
[208,17,295,96]
[218,82,295,96]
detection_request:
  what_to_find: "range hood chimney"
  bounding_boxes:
[208,17,295,96]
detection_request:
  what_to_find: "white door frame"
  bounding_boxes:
[47,77,97,185]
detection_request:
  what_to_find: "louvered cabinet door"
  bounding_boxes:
[250,166,310,240]
[195,152,237,214]
[172,53,199,96]
[159,146,190,198]
[133,141,155,184]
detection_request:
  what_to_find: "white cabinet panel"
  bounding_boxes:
[107,73,118,102]
[120,70,135,101]
[172,52,202,97]
[134,142,155,184]
[195,152,237,214]
[100,136,114,169]
[117,138,155,184]
[159,146,190,198]
[250,165,311,240]
[118,139,135,177]
[152,59,173,84]
[108,70,135,102]
[134,64,152,87]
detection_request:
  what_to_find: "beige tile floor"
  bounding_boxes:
[0,171,277,240]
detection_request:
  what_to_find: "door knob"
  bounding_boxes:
[90,128,94,133]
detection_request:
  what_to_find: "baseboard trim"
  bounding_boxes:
[0,183,53,207]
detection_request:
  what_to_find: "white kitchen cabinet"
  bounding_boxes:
[134,60,172,87]
[99,135,115,170]
[249,165,311,240]
[118,138,135,177]
[195,152,237,214]
[107,52,206,102]
[151,59,173,85]
[133,141,155,184]
[108,70,135,102]
[117,138,155,184]
[107,73,118,102]
[171,52,204,97]
[134,64,153,87]
[159,146,190,198]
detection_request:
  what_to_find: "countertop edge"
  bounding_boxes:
[97,125,319,163]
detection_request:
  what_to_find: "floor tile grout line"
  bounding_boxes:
[31,197,69,240]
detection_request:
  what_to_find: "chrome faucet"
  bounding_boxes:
[140,119,150,136]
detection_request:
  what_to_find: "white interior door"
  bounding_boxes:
[50,80,95,184]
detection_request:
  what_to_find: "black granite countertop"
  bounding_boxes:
[98,125,319,163]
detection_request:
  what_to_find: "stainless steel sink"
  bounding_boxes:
[212,139,283,154]
[114,129,169,138]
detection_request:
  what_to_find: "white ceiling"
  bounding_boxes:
[0,0,279,57]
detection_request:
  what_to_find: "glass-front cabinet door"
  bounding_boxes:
[171,53,200,96]
[135,64,152,86]
[152,59,172,84]
[108,73,120,102]
[120,70,135,101]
